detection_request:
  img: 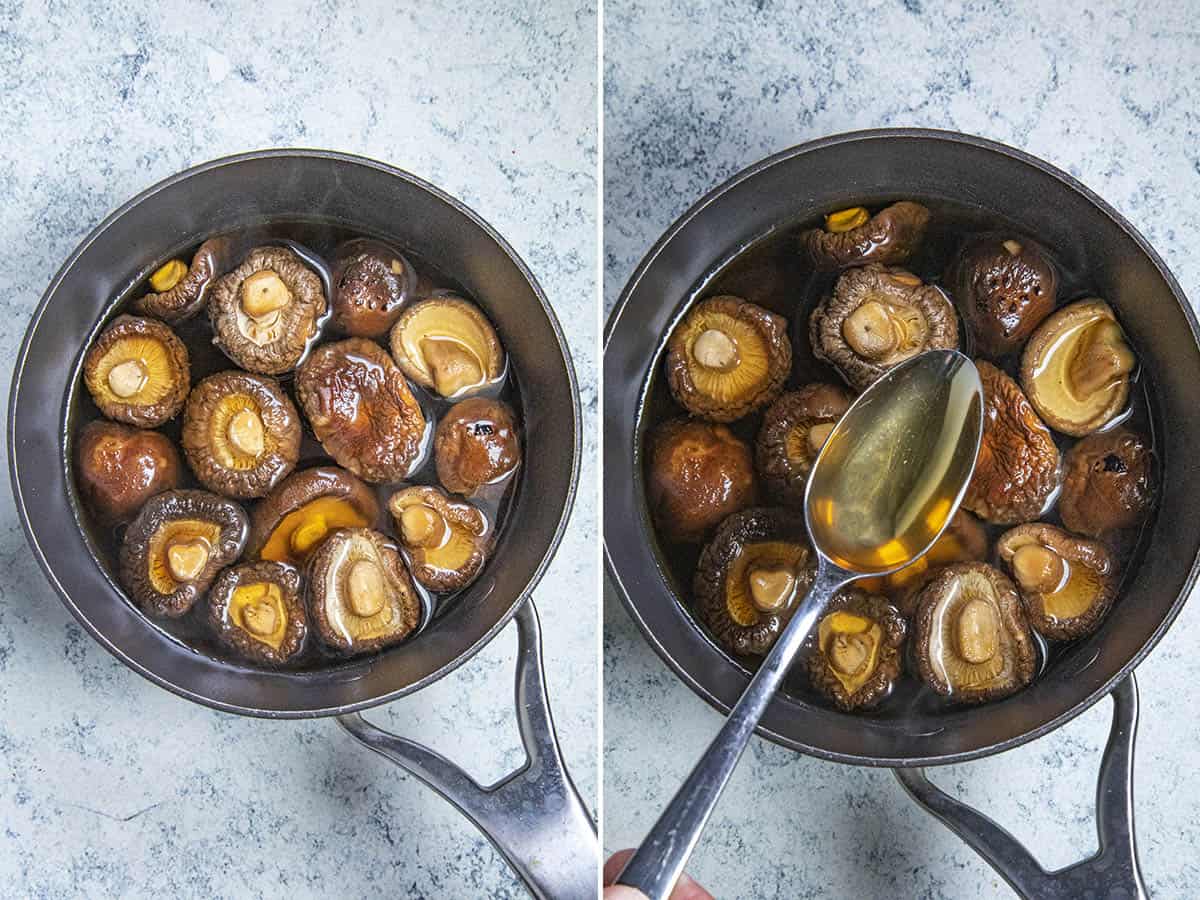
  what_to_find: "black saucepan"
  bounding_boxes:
[10,150,596,900]
[604,128,1200,898]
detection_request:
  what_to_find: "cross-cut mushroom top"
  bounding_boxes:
[755,383,853,506]
[1059,429,1155,542]
[389,296,504,398]
[799,201,931,271]
[388,485,490,592]
[208,560,307,665]
[330,238,416,338]
[83,315,190,428]
[248,466,380,565]
[807,589,905,711]
[133,237,235,323]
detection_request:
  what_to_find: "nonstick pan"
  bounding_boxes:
[604,128,1200,898]
[10,150,596,900]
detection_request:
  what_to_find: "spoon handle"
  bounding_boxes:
[616,563,851,899]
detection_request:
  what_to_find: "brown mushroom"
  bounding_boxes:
[963,360,1060,524]
[83,315,190,428]
[208,561,307,665]
[208,246,327,374]
[388,486,490,592]
[434,397,521,496]
[664,295,790,422]
[118,489,248,618]
[646,418,757,543]
[74,419,183,524]
[1059,429,1155,542]
[248,466,380,565]
[295,337,428,483]
[912,562,1036,704]
[330,238,416,338]
[809,265,958,391]
[389,296,504,398]
[755,383,853,506]
[807,589,905,711]
[306,527,422,654]
[132,237,235,323]
[181,371,301,499]
[1020,300,1136,436]
[799,201,931,271]
[694,507,816,656]
[946,234,1058,357]
[997,523,1117,641]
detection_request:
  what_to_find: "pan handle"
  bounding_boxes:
[894,673,1145,900]
[337,600,598,900]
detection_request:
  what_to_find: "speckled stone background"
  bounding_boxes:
[0,2,596,898]
[604,2,1200,898]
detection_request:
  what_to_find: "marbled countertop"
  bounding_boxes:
[604,2,1200,898]
[0,2,596,897]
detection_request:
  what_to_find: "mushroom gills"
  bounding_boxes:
[227,582,289,650]
[725,541,807,625]
[260,496,374,562]
[94,337,176,404]
[817,611,883,694]
[147,519,221,592]
[1010,543,1104,623]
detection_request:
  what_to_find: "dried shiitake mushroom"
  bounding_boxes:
[946,234,1058,357]
[647,418,757,544]
[665,295,790,422]
[208,561,307,665]
[132,237,235,323]
[74,419,183,524]
[799,201,931,271]
[807,589,906,711]
[181,371,301,498]
[389,296,504,398]
[755,383,853,506]
[119,489,248,618]
[1020,300,1136,437]
[913,562,1036,704]
[388,485,490,592]
[209,246,327,374]
[248,466,380,565]
[434,397,521,496]
[1059,429,1155,542]
[83,315,190,428]
[307,527,422,654]
[296,338,428,483]
[330,238,416,338]
[810,265,958,391]
[997,523,1117,641]
[695,507,816,657]
[964,361,1060,524]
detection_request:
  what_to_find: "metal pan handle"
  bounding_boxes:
[337,600,598,900]
[894,673,1145,900]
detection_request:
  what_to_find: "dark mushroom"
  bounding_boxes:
[306,527,422,654]
[755,383,853,506]
[118,489,248,618]
[945,234,1058,357]
[330,238,416,338]
[388,485,490,592]
[807,589,905,711]
[181,371,301,499]
[963,360,1060,524]
[1059,429,1155,542]
[207,561,307,665]
[208,246,327,374]
[809,265,958,391]
[997,523,1117,641]
[83,315,190,428]
[664,295,790,422]
[694,507,816,657]
[912,562,1036,704]
[799,201,931,271]
[132,237,235,323]
[434,397,521,496]
[389,296,504,398]
[295,337,428,483]
[74,419,183,524]
[247,466,380,565]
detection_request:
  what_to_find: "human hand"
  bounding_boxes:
[602,850,715,900]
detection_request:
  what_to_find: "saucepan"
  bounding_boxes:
[603,128,1200,898]
[9,150,596,900]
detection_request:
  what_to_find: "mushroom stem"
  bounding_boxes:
[956,598,999,664]
[107,359,149,398]
[240,270,293,318]
[420,336,484,397]
[166,538,210,582]
[227,408,266,458]
[807,421,836,455]
[150,259,188,293]
[824,206,869,234]
[748,566,796,612]
[399,504,448,549]
[829,632,871,676]
[843,301,901,359]
[1069,321,1136,396]
[691,328,739,371]
[347,559,387,618]
[242,597,279,637]
[289,514,329,555]
[1002,239,1024,256]
[1011,543,1067,594]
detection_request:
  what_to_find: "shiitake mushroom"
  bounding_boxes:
[799,202,931,271]
[755,383,852,506]
[807,589,905,711]
[132,237,235,323]
[119,489,248,618]
[389,296,504,398]
[434,397,521,496]
[330,238,416,338]
[1059,429,1155,542]
[388,485,490,592]
[74,420,182,525]
[208,561,307,665]
[83,315,190,428]
[181,371,301,498]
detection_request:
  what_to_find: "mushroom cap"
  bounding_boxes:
[807,588,906,711]
[330,238,415,338]
[389,296,504,398]
[963,360,1060,524]
[247,466,381,564]
[800,201,931,271]
[295,337,428,483]
[434,397,521,496]
[132,237,235,323]
[1059,429,1155,542]
[82,314,190,428]
[387,485,490,592]
[647,417,757,544]
[208,560,307,665]
[74,419,183,525]
[755,383,853,507]
[665,295,791,422]
[809,265,958,392]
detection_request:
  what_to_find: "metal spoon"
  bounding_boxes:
[616,349,984,899]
